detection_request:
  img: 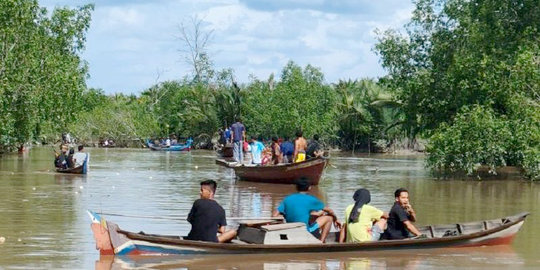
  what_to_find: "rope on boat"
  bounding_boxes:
[97,212,284,221]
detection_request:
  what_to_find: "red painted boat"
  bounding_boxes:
[217,156,328,185]
[88,211,529,256]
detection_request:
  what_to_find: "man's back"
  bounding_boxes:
[295,137,307,152]
[280,141,294,156]
[277,193,324,225]
[383,202,410,240]
[73,152,87,167]
[186,199,226,242]
[230,122,245,142]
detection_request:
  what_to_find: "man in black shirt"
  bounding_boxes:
[185,180,237,242]
[382,188,422,240]
[306,134,323,159]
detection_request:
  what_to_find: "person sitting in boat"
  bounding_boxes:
[73,145,88,169]
[381,188,422,240]
[272,178,341,243]
[66,148,75,168]
[280,136,294,163]
[249,136,265,165]
[293,130,307,163]
[339,188,388,243]
[54,144,69,169]
[306,134,324,159]
[270,136,282,165]
[185,180,237,243]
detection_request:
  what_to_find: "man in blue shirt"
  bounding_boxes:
[272,178,341,243]
[230,117,246,163]
[280,136,294,163]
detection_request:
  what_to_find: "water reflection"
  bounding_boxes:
[0,147,539,269]
[95,246,521,270]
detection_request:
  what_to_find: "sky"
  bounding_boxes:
[39,0,414,94]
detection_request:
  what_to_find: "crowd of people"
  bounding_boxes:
[218,117,325,165]
[54,144,89,170]
[185,178,423,244]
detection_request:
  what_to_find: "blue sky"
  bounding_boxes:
[39,0,414,94]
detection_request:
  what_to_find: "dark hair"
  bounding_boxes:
[78,145,84,151]
[250,135,257,141]
[349,189,371,223]
[235,116,242,122]
[271,136,278,142]
[295,177,310,192]
[394,188,408,198]
[284,136,290,141]
[69,148,75,155]
[313,134,320,141]
[201,180,217,193]
[296,130,303,137]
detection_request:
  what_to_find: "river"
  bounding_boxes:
[0,147,538,269]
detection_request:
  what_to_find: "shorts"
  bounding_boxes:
[308,222,321,238]
[371,224,383,241]
[295,153,306,163]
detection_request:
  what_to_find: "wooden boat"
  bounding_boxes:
[88,211,528,256]
[147,139,192,152]
[55,160,88,174]
[216,143,233,158]
[216,156,328,185]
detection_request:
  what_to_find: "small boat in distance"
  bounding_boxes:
[216,156,328,185]
[88,211,528,256]
[56,161,88,174]
[147,138,193,152]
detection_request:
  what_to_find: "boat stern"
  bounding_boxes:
[88,210,115,255]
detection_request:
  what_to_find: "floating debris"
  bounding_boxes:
[0,237,5,244]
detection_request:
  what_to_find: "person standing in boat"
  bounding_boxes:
[381,188,422,240]
[249,136,265,165]
[293,130,307,163]
[272,178,341,243]
[185,180,237,243]
[280,136,294,163]
[230,117,246,164]
[270,136,282,165]
[339,188,388,243]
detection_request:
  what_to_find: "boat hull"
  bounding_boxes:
[88,211,528,256]
[229,157,328,185]
[56,162,87,174]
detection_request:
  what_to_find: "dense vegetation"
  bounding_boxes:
[375,0,539,179]
[1,0,538,179]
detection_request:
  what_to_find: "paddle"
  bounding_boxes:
[97,212,284,221]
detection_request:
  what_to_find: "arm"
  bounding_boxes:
[218,226,226,234]
[404,220,421,236]
[339,223,347,243]
[272,209,283,218]
[293,140,299,161]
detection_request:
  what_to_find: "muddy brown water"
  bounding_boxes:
[0,147,538,269]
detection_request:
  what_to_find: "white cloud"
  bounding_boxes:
[38,0,414,93]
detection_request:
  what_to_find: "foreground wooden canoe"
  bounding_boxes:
[88,211,528,256]
[216,156,328,185]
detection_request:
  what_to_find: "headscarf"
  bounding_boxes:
[348,188,371,224]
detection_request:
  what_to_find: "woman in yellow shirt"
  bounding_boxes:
[339,189,388,243]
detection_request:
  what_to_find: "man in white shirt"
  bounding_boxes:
[73,145,89,170]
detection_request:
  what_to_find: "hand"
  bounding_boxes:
[404,203,414,213]
[333,220,342,230]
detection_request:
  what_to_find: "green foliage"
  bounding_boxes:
[69,94,158,146]
[376,0,539,179]
[427,105,539,180]
[242,61,337,140]
[0,0,93,150]
[334,79,402,151]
